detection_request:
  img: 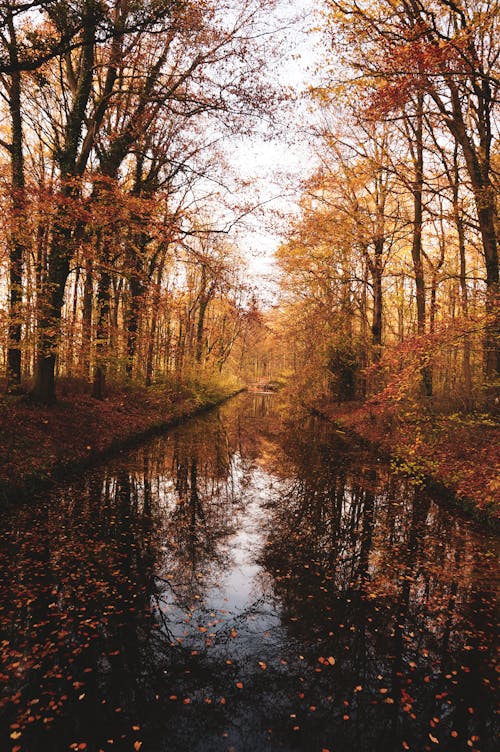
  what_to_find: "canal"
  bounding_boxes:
[0,394,497,751]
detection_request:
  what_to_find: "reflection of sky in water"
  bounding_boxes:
[155,459,286,659]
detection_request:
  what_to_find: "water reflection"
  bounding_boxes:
[0,395,497,752]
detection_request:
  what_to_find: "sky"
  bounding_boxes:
[226,0,322,299]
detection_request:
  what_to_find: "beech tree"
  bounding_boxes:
[0,0,93,390]
[277,48,492,408]
[0,1,26,390]
[31,0,152,401]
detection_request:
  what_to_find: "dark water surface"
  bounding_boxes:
[0,394,498,752]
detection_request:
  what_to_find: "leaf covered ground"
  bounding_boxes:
[0,377,238,500]
[313,400,499,522]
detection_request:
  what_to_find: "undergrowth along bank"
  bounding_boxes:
[0,373,243,505]
[307,399,499,530]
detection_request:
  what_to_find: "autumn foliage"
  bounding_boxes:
[0,0,278,402]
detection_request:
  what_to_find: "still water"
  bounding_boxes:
[0,394,498,752]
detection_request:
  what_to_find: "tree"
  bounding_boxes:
[325,0,500,383]
[23,0,281,402]
[0,2,26,389]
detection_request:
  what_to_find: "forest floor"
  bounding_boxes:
[0,377,241,502]
[313,398,499,526]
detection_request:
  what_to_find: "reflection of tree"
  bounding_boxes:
[0,455,169,751]
[1,397,497,752]
[159,415,242,607]
[258,415,497,751]
[263,417,382,593]
[0,397,277,751]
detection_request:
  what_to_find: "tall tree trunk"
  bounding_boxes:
[371,239,383,360]
[126,270,144,378]
[92,263,111,400]
[429,271,437,335]
[68,265,81,374]
[109,275,122,376]
[459,152,499,382]
[452,149,473,407]
[195,297,209,364]
[411,93,432,397]
[145,260,164,386]
[32,219,72,403]
[475,198,499,383]
[6,12,25,391]
[175,319,184,374]
[32,17,96,402]
[81,257,93,378]
[432,81,499,383]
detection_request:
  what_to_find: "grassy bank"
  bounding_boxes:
[311,398,499,528]
[0,374,243,503]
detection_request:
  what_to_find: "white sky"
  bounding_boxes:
[227,0,322,299]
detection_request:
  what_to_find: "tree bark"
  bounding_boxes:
[81,257,93,378]
[431,80,499,383]
[32,10,108,402]
[410,94,432,397]
[5,10,25,390]
[452,149,473,406]
[32,218,72,402]
[371,238,383,360]
[145,259,165,386]
[92,263,111,400]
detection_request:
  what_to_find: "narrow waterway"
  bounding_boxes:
[0,394,498,752]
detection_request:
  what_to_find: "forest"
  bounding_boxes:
[275,0,499,411]
[0,0,498,409]
[0,1,498,750]
[0,0,287,405]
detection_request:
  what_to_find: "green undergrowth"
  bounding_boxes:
[173,370,242,406]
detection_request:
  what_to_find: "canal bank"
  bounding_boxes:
[0,376,243,504]
[0,393,497,752]
[306,399,499,529]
